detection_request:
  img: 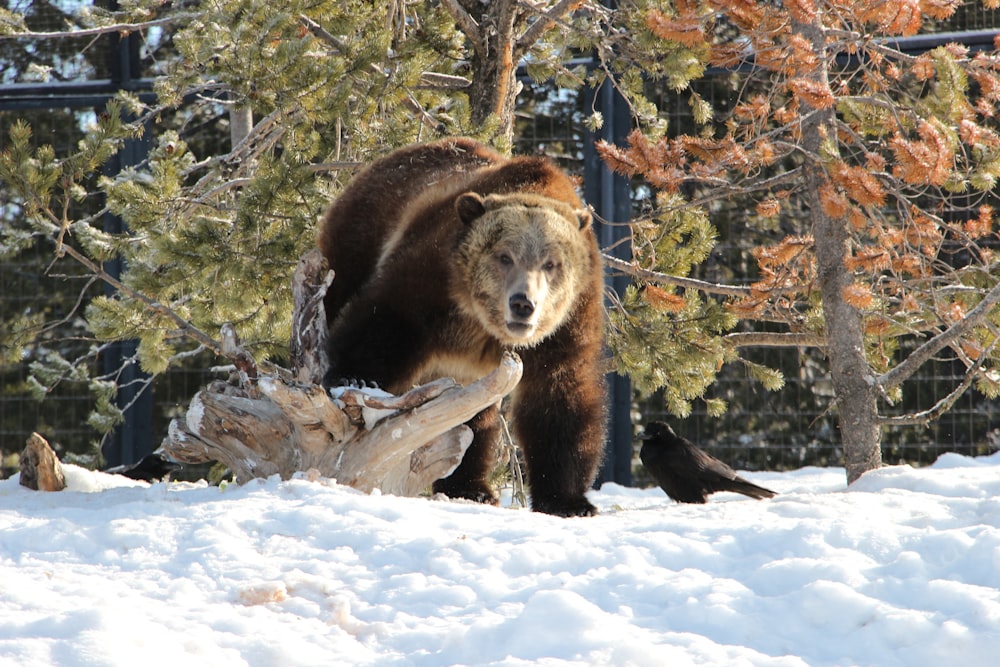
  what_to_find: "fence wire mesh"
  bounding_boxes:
[3,4,1000,479]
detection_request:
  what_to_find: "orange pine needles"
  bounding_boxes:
[843,283,875,308]
[858,0,923,36]
[819,183,849,218]
[756,198,782,218]
[964,206,994,239]
[920,0,960,21]
[642,285,687,312]
[753,235,814,266]
[785,0,818,23]
[830,163,887,207]
[889,120,955,186]
[596,130,686,192]
[845,247,892,273]
[677,136,750,172]
[646,8,705,48]
[734,95,771,123]
[788,78,836,109]
[912,53,936,80]
[709,0,765,31]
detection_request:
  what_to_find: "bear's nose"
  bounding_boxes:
[509,293,535,320]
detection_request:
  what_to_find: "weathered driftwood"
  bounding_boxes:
[289,249,333,385]
[162,248,523,496]
[20,432,66,492]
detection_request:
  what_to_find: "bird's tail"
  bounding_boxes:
[731,478,777,500]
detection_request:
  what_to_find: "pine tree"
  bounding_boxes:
[598,0,1000,483]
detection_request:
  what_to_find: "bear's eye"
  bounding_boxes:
[497,252,514,266]
[543,259,559,272]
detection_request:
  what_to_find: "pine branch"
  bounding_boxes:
[53,237,223,357]
[298,15,449,130]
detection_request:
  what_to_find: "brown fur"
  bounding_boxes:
[319,137,607,517]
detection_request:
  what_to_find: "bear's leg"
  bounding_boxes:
[432,404,501,505]
[512,372,606,517]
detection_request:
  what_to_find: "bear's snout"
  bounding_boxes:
[509,292,536,320]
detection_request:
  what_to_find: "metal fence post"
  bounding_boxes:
[584,77,634,487]
[100,23,153,468]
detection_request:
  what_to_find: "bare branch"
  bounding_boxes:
[0,16,179,41]
[603,253,808,300]
[879,369,979,427]
[725,332,826,348]
[440,0,482,54]
[415,72,472,90]
[602,254,751,297]
[879,281,1000,392]
[516,0,583,55]
[307,161,362,173]
[298,14,350,52]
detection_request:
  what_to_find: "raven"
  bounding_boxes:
[104,452,181,482]
[639,421,776,503]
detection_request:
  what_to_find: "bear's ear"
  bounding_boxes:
[456,193,487,225]
[574,207,592,231]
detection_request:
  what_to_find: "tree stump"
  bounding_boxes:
[162,249,523,496]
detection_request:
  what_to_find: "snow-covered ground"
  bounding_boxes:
[2,452,1000,667]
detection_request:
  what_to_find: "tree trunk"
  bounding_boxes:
[162,249,523,496]
[443,0,583,148]
[467,3,519,147]
[796,20,882,484]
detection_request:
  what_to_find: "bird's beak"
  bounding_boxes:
[637,431,651,441]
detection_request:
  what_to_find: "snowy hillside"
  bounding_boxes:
[2,454,1000,666]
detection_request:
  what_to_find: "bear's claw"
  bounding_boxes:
[532,496,598,518]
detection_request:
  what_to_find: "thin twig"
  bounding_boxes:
[0,16,180,40]
[725,332,826,348]
[603,254,779,298]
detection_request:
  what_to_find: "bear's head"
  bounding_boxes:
[452,192,594,348]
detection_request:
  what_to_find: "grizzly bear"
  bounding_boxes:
[318,137,606,517]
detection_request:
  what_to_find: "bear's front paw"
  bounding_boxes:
[532,496,598,518]
[432,480,499,506]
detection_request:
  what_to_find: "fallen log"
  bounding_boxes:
[162,248,523,497]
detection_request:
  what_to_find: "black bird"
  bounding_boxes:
[104,452,181,482]
[639,421,777,503]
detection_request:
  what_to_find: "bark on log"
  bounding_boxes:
[162,248,523,497]
[290,249,333,385]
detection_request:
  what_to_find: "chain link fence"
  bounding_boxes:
[3,2,1000,480]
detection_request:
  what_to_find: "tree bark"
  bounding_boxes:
[796,20,882,484]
